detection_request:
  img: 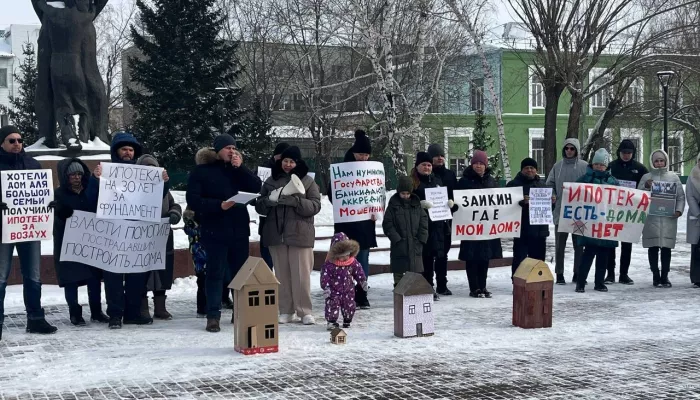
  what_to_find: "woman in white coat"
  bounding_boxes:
[686,153,700,288]
[638,150,685,288]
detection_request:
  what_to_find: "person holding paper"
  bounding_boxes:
[546,138,588,285]
[605,139,648,285]
[256,142,290,272]
[457,150,502,298]
[186,134,262,333]
[255,146,321,325]
[506,157,550,277]
[0,125,58,339]
[53,158,109,326]
[686,153,700,288]
[637,150,685,288]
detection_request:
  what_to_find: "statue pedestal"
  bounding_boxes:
[26,138,111,189]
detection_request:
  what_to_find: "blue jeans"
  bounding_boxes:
[0,241,43,325]
[64,277,102,308]
[261,245,274,270]
[356,249,370,279]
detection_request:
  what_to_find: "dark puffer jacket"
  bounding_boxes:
[457,166,503,261]
[412,169,451,258]
[382,193,429,274]
[506,172,550,238]
[607,139,649,186]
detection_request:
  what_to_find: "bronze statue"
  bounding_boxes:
[32,0,110,150]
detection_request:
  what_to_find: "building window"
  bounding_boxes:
[530,73,544,109]
[264,324,275,339]
[0,114,8,127]
[278,95,290,111]
[423,303,431,313]
[409,305,415,315]
[624,78,644,106]
[589,68,610,112]
[248,290,260,307]
[449,158,467,174]
[264,289,275,306]
[668,136,682,174]
[0,69,7,88]
[529,128,545,171]
[470,78,484,112]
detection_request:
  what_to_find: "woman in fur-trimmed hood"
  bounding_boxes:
[320,233,367,330]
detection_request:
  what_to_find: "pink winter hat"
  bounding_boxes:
[471,150,488,166]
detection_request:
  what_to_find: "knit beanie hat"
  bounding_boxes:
[427,143,445,159]
[520,157,538,171]
[415,152,432,167]
[350,130,372,154]
[66,161,84,176]
[397,175,413,193]
[618,139,635,154]
[213,134,237,153]
[0,125,20,144]
[280,146,302,163]
[471,150,488,166]
[592,148,610,165]
[137,154,160,167]
[273,142,290,156]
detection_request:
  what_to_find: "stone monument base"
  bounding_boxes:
[25,138,111,188]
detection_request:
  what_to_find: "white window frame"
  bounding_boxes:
[528,67,544,113]
[278,95,290,111]
[409,305,416,315]
[624,78,644,106]
[0,68,7,88]
[443,127,473,174]
[528,128,545,172]
[586,128,613,155]
[619,128,644,162]
[470,78,484,112]
[667,132,683,175]
[589,67,611,115]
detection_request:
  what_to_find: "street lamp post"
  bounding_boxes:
[657,71,675,153]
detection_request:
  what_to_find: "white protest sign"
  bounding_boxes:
[97,162,164,222]
[618,180,637,189]
[258,167,271,183]
[426,187,451,221]
[557,182,649,243]
[452,187,523,240]
[330,161,386,223]
[60,211,170,273]
[1,169,54,243]
[529,188,553,225]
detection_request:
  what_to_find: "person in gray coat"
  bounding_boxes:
[545,138,589,284]
[638,150,685,288]
[686,153,700,288]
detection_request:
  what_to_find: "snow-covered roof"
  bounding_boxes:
[0,36,13,58]
[26,137,110,152]
[270,126,355,139]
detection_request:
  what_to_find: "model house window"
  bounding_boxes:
[530,73,544,109]
[264,289,276,306]
[668,136,682,174]
[409,305,415,315]
[248,290,260,307]
[264,324,275,339]
[531,137,545,169]
[423,303,431,313]
[470,78,484,112]
[0,69,7,88]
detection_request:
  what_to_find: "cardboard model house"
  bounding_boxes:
[330,328,347,345]
[512,258,554,329]
[228,257,280,355]
[393,272,435,338]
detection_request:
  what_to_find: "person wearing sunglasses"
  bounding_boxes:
[0,125,58,341]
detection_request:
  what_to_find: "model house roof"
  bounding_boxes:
[228,257,279,290]
[330,328,346,338]
[513,258,554,283]
[393,272,434,296]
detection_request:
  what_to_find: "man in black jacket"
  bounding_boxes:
[187,134,262,332]
[606,139,648,285]
[257,142,289,271]
[0,125,58,340]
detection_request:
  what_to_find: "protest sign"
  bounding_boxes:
[97,162,164,222]
[529,188,553,225]
[258,167,271,183]
[1,169,54,243]
[618,180,637,189]
[649,181,678,217]
[557,182,649,243]
[426,187,452,221]
[60,211,170,273]
[452,187,523,240]
[330,161,386,223]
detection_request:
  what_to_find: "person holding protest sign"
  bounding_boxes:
[256,142,290,272]
[0,125,58,339]
[605,140,648,285]
[506,157,551,276]
[256,146,321,325]
[137,155,182,320]
[687,154,700,288]
[546,138,588,285]
[638,150,685,288]
[328,129,377,309]
[574,149,619,293]
[53,158,109,326]
[383,176,429,287]
[187,134,262,333]
[457,150,502,298]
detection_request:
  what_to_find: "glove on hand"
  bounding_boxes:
[361,281,369,292]
[447,200,454,208]
[420,200,433,209]
[169,212,181,225]
[323,288,331,299]
[47,200,58,209]
[278,195,299,207]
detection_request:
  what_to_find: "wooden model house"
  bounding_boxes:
[228,257,280,355]
[512,258,554,329]
[393,272,435,338]
[330,328,347,344]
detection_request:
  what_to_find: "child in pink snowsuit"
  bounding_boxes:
[321,232,367,330]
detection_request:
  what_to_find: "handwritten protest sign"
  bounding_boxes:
[1,169,53,243]
[529,188,553,225]
[97,162,164,222]
[557,182,649,243]
[330,161,386,223]
[60,211,170,273]
[452,187,523,240]
[258,167,271,183]
[649,181,677,217]
[426,187,451,221]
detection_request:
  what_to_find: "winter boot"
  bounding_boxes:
[89,303,110,323]
[482,289,492,298]
[109,317,122,329]
[619,275,635,285]
[572,273,578,284]
[575,286,585,293]
[556,274,566,285]
[433,289,440,301]
[660,271,672,288]
[123,313,153,325]
[153,295,172,320]
[469,289,482,298]
[140,297,151,319]
[26,318,58,334]
[326,321,339,330]
[594,283,608,292]
[436,286,453,296]
[69,304,86,326]
[206,318,220,333]
[342,319,351,329]
[652,270,661,287]
[604,273,615,284]
[355,284,371,309]
[694,282,700,288]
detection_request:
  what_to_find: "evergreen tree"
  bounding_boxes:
[469,110,502,181]
[126,0,243,171]
[232,96,273,169]
[0,42,39,145]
